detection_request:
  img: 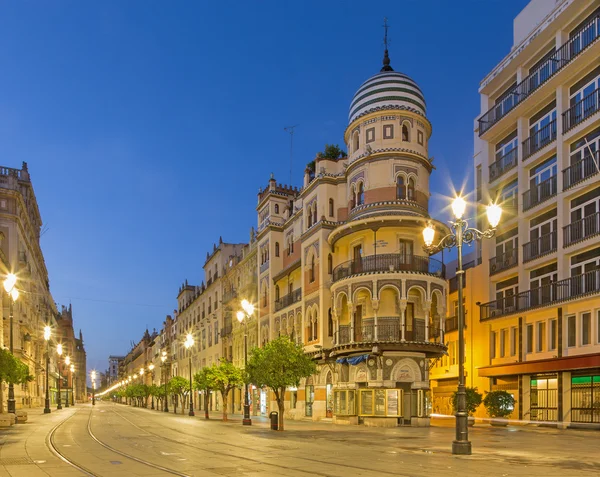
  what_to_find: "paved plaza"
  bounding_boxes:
[0,402,598,476]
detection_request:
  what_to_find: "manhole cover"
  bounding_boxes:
[0,457,34,465]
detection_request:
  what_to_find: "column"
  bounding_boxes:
[372,299,379,341]
[349,302,354,343]
[424,300,431,341]
[400,299,407,341]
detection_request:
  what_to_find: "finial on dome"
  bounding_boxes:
[381,17,393,72]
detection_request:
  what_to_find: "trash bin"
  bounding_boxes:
[269,411,278,430]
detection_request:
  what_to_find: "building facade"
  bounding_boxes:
[472,0,600,426]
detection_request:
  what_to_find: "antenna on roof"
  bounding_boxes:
[284,125,299,186]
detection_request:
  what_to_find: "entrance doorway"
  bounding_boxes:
[326,372,333,418]
[531,375,558,421]
[305,377,314,417]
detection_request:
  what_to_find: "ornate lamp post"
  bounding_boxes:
[91,370,96,406]
[149,363,156,409]
[237,299,255,426]
[70,364,75,405]
[423,197,502,455]
[161,351,169,412]
[43,325,51,414]
[184,334,195,416]
[139,368,145,407]
[4,273,19,416]
[56,344,63,410]
[64,356,71,408]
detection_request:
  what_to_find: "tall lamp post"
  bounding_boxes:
[139,368,145,407]
[423,197,502,455]
[161,351,169,412]
[43,325,51,414]
[64,356,71,408]
[237,299,254,426]
[70,364,75,406]
[91,370,96,406]
[149,363,155,409]
[56,344,63,410]
[184,334,195,417]
[4,273,20,416]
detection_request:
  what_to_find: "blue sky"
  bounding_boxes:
[0,1,528,372]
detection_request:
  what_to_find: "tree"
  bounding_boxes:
[149,384,163,409]
[246,336,317,430]
[452,387,483,417]
[168,376,189,415]
[205,359,243,422]
[0,348,32,412]
[194,368,213,419]
[483,390,515,419]
[317,144,347,160]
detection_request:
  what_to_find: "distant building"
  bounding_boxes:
[56,304,87,404]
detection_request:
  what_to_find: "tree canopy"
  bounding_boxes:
[204,359,243,421]
[0,348,32,385]
[168,376,190,414]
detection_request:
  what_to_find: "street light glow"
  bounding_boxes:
[44,326,51,341]
[241,299,254,316]
[70,364,74,373]
[3,273,17,293]
[236,310,245,323]
[91,370,96,380]
[149,363,155,371]
[57,344,63,356]
[10,288,19,301]
[451,196,467,220]
[184,333,194,349]
[422,223,435,247]
[486,202,502,228]
[65,356,71,365]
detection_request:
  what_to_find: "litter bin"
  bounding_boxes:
[269,411,278,430]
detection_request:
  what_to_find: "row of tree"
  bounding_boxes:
[114,337,316,430]
[0,348,33,412]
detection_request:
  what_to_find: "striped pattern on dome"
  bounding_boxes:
[349,71,426,123]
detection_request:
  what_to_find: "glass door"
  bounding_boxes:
[305,385,314,417]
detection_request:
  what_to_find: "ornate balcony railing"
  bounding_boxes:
[489,248,518,275]
[274,288,302,312]
[480,269,600,320]
[522,231,557,262]
[332,253,445,283]
[445,316,460,333]
[478,13,600,135]
[563,212,600,247]
[563,152,600,190]
[522,120,557,160]
[259,261,269,274]
[489,148,518,182]
[523,175,557,211]
[335,320,426,344]
[563,88,600,133]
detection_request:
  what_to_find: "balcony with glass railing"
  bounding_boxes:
[523,175,557,211]
[489,248,518,275]
[563,151,599,190]
[563,88,600,133]
[522,120,557,160]
[563,211,600,247]
[522,231,557,263]
[489,149,518,183]
[478,13,600,135]
[480,269,600,320]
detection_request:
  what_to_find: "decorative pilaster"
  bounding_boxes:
[424,300,432,341]
[349,302,355,343]
[372,299,379,341]
[400,299,407,341]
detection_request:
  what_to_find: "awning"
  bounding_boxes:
[336,354,369,365]
[478,353,600,377]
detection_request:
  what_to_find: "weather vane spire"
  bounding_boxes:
[381,17,394,72]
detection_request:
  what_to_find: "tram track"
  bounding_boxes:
[46,406,191,477]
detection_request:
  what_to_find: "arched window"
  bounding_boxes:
[357,182,364,205]
[274,204,279,214]
[408,177,416,201]
[397,176,406,200]
[275,285,280,301]
[350,186,356,209]
[402,124,410,141]
[310,255,315,282]
[313,204,317,224]
[275,242,280,257]
[353,131,359,152]
[328,308,333,337]
[313,317,318,341]
[208,297,212,313]
[329,198,334,217]
[262,288,268,307]
[307,207,313,228]
[327,254,332,274]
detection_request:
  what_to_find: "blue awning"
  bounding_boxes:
[336,354,369,365]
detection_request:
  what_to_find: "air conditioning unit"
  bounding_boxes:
[491,263,497,272]
[490,309,500,317]
[504,306,515,313]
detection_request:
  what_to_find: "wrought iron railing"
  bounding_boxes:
[480,269,600,320]
[523,175,557,211]
[274,288,302,312]
[489,248,518,275]
[523,231,557,262]
[522,119,557,160]
[563,87,600,132]
[489,148,518,182]
[332,253,445,282]
[563,152,600,190]
[563,211,600,247]
[478,13,600,135]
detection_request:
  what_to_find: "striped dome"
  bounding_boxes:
[349,71,426,123]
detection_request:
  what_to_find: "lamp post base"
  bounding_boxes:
[188,410,195,416]
[242,404,252,425]
[452,440,472,455]
[44,408,51,414]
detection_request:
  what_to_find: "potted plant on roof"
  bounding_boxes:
[451,387,483,426]
[483,390,515,427]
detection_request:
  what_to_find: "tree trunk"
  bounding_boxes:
[277,388,285,431]
[204,392,209,419]
[222,390,228,421]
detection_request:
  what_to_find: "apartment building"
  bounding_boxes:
[473,0,600,426]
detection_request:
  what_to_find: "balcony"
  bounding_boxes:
[489,149,518,183]
[563,87,600,133]
[480,269,600,320]
[445,316,465,333]
[274,288,302,312]
[222,289,237,304]
[563,212,600,247]
[522,120,557,160]
[523,175,557,211]
[337,320,425,344]
[259,260,269,274]
[563,152,599,190]
[332,253,445,283]
[489,248,518,275]
[478,13,600,135]
[522,231,557,263]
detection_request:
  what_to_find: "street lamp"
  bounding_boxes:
[64,356,71,408]
[161,351,169,412]
[4,273,19,416]
[149,363,155,409]
[184,334,195,417]
[91,370,96,406]
[70,364,75,406]
[56,344,63,410]
[43,325,51,414]
[237,298,255,426]
[139,368,145,407]
[423,197,502,455]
